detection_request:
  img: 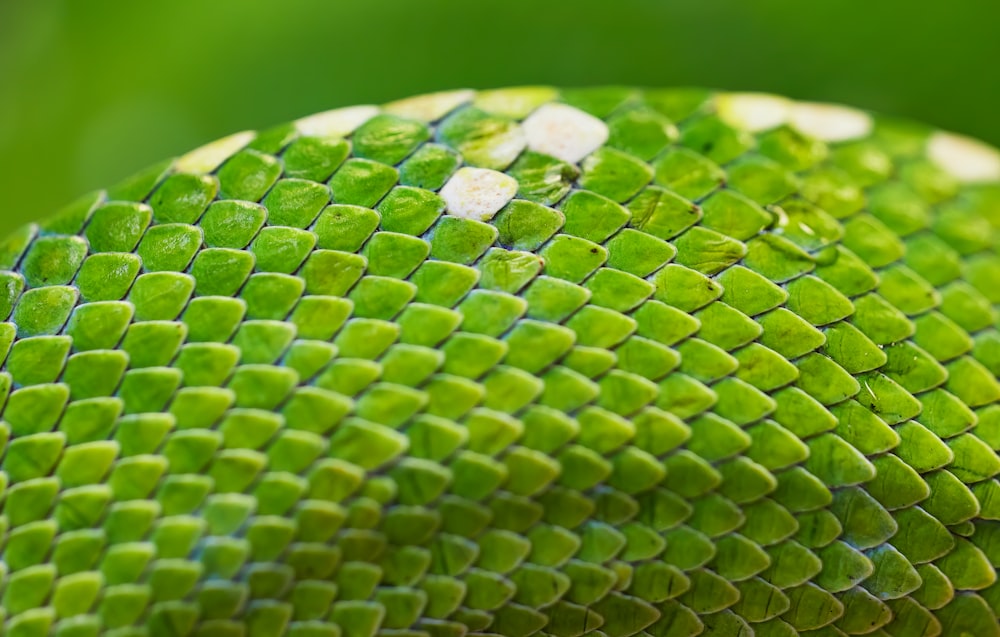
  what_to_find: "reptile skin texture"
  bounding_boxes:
[0,87,999,637]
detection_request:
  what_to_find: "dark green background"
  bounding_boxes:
[2,0,998,236]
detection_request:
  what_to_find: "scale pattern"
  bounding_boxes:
[0,87,999,637]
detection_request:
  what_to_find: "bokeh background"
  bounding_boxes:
[2,0,999,236]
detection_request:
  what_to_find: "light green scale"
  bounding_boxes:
[0,86,998,637]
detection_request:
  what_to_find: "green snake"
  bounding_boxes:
[0,87,998,637]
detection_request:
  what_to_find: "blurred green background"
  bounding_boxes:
[2,0,999,236]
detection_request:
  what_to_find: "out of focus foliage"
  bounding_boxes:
[2,0,998,234]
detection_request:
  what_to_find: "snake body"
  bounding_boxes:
[1,87,999,636]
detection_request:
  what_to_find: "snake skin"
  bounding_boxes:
[0,87,999,637]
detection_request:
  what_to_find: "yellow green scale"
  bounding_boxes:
[0,86,998,637]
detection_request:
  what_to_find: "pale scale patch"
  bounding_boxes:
[789,102,872,142]
[485,127,528,170]
[716,93,790,132]
[384,89,475,122]
[440,167,519,221]
[928,132,1000,183]
[522,103,609,164]
[175,131,256,173]
[295,105,379,137]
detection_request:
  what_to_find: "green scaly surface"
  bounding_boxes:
[0,87,999,637]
